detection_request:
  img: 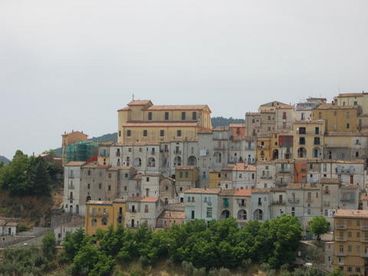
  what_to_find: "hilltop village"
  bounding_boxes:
[62,92,368,275]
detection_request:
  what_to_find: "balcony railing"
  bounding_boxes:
[335,236,347,242]
[260,175,273,180]
[361,237,368,243]
[361,225,368,231]
[272,200,285,205]
[335,224,347,230]
[288,198,300,204]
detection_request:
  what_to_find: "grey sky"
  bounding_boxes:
[1,0,367,159]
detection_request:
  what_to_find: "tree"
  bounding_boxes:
[42,231,56,260]
[72,242,113,276]
[63,229,86,261]
[309,216,330,241]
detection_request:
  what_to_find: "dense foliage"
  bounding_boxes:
[0,150,61,196]
[309,216,330,240]
[63,216,302,275]
[0,233,57,275]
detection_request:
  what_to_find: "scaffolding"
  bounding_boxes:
[65,141,98,163]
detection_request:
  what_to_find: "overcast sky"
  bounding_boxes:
[1,0,367,159]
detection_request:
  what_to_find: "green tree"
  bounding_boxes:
[63,228,86,261]
[72,242,113,276]
[42,231,56,260]
[27,157,52,196]
[309,216,330,241]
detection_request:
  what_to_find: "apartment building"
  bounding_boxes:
[85,199,126,236]
[333,209,368,275]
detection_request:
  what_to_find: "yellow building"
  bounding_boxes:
[293,120,325,160]
[334,209,368,275]
[312,104,359,134]
[85,199,126,236]
[256,136,272,161]
[208,170,221,189]
[117,100,212,145]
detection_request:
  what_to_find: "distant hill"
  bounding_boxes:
[211,116,245,128]
[52,118,243,157]
[0,156,10,165]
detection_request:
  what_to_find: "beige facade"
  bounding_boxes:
[118,100,212,145]
[312,104,359,134]
[333,209,368,275]
[293,120,325,160]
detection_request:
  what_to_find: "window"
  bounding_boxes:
[127,130,131,137]
[160,130,165,137]
[346,123,350,129]
[314,137,320,145]
[98,183,102,189]
[144,205,149,213]
[181,112,186,120]
[299,137,305,145]
[282,112,286,119]
[192,112,197,120]
[206,207,212,218]
[177,130,182,137]
[165,112,169,120]
[191,210,195,219]
[148,112,152,120]
[143,130,148,137]
[108,185,111,191]
[119,130,121,137]
[299,127,306,134]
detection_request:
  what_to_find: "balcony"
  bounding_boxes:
[306,198,313,203]
[260,175,273,180]
[288,198,300,204]
[174,150,182,155]
[361,225,368,231]
[336,252,346,257]
[272,200,285,206]
[278,169,291,174]
[361,237,368,243]
[335,224,347,230]
[335,236,347,242]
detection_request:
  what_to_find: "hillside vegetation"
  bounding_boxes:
[0,150,63,227]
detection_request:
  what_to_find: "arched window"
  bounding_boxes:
[133,158,142,167]
[237,209,247,220]
[220,210,230,219]
[174,156,182,167]
[253,209,263,221]
[148,157,156,167]
[297,147,307,158]
[187,156,197,166]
